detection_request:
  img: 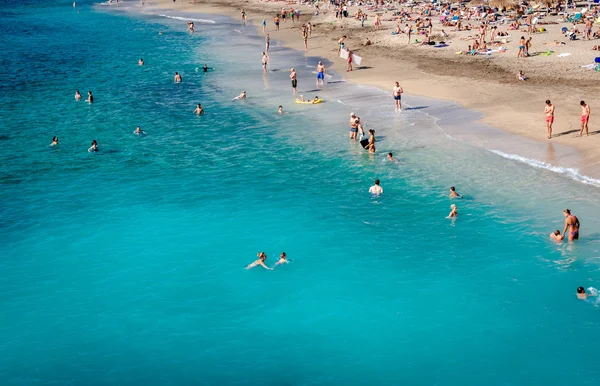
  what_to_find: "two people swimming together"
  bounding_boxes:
[246,252,289,270]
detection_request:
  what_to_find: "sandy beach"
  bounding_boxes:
[148,0,600,178]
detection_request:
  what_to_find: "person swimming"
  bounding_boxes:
[550,230,564,242]
[75,90,82,101]
[174,72,182,83]
[194,104,204,114]
[133,126,146,136]
[88,140,98,152]
[246,252,273,270]
[278,105,283,114]
[387,152,395,161]
[50,136,58,146]
[449,186,461,198]
[203,64,208,73]
[138,58,144,66]
[86,91,94,103]
[447,204,458,218]
[233,90,246,100]
[369,179,383,195]
[577,286,597,300]
[274,252,288,266]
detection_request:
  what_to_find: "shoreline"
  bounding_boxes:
[145,0,600,180]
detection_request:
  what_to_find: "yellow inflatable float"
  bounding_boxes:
[295,98,323,104]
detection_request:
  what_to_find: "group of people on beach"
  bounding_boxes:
[544,99,591,139]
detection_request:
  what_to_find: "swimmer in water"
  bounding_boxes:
[246,252,273,270]
[387,152,395,162]
[274,252,288,266]
[174,72,182,83]
[278,105,283,114]
[86,91,93,103]
[447,204,458,218]
[50,136,58,146]
[550,230,564,242]
[194,104,204,114]
[138,58,144,66]
[577,286,597,300]
[449,186,461,198]
[187,21,194,33]
[203,64,208,73]
[75,90,82,101]
[134,126,146,136]
[88,140,98,152]
[369,179,383,195]
[233,90,246,100]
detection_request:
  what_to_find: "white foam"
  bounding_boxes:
[158,14,216,24]
[489,149,600,188]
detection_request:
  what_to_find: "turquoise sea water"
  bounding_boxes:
[2,1,600,384]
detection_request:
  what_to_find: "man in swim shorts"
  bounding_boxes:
[562,209,580,242]
[316,61,325,87]
[290,68,297,95]
[544,100,555,139]
[392,81,404,110]
[349,112,359,140]
[578,100,590,137]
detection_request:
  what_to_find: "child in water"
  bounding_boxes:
[274,252,288,266]
[577,287,597,300]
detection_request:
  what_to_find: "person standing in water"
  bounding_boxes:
[262,52,268,72]
[369,179,383,195]
[261,19,267,34]
[392,82,404,111]
[194,103,204,114]
[316,61,325,87]
[50,136,58,146]
[138,58,144,66]
[75,90,82,101]
[349,112,359,140]
[544,100,555,139]
[449,186,460,198]
[278,105,283,115]
[265,34,270,53]
[562,209,580,242]
[88,140,98,152]
[447,204,458,218]
[174,72,182,83]
[290,68,297,95]
[86,91,94,103]
[274,252,288,266]
[578,100,590,137]
[246,252,272,270]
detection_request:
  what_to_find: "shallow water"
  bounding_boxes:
[1,1,600,385]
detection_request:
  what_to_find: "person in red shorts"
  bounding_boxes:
[544,99,555,139]
[578,100,591,137]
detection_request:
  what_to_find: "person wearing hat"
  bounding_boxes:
[349,112,359,140]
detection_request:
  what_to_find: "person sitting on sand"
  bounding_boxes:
[274,252,288,266]
[550,230,564,242]
[246,252,272,270]
[517,70,526,81]
[594,27,600,39]
[392,25,401,35]
[233,90,246,100]
[364,38,372,46]
[194,103,204,114]
[592,45,600,51]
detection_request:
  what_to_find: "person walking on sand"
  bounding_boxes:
[517,36,526,58]
[262,52,268,72]
[562,209,580,242]
[274,15,280,31]
[302,26,309,51]
[374,14,381,30]
[290,68,297,95]
[316,61,325,87]
[578,101,590,137]
[338,36,346,54]
[265,34,270,53]
[346,50,353,72]
[393,82,404,111]
[544,100,555,139]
